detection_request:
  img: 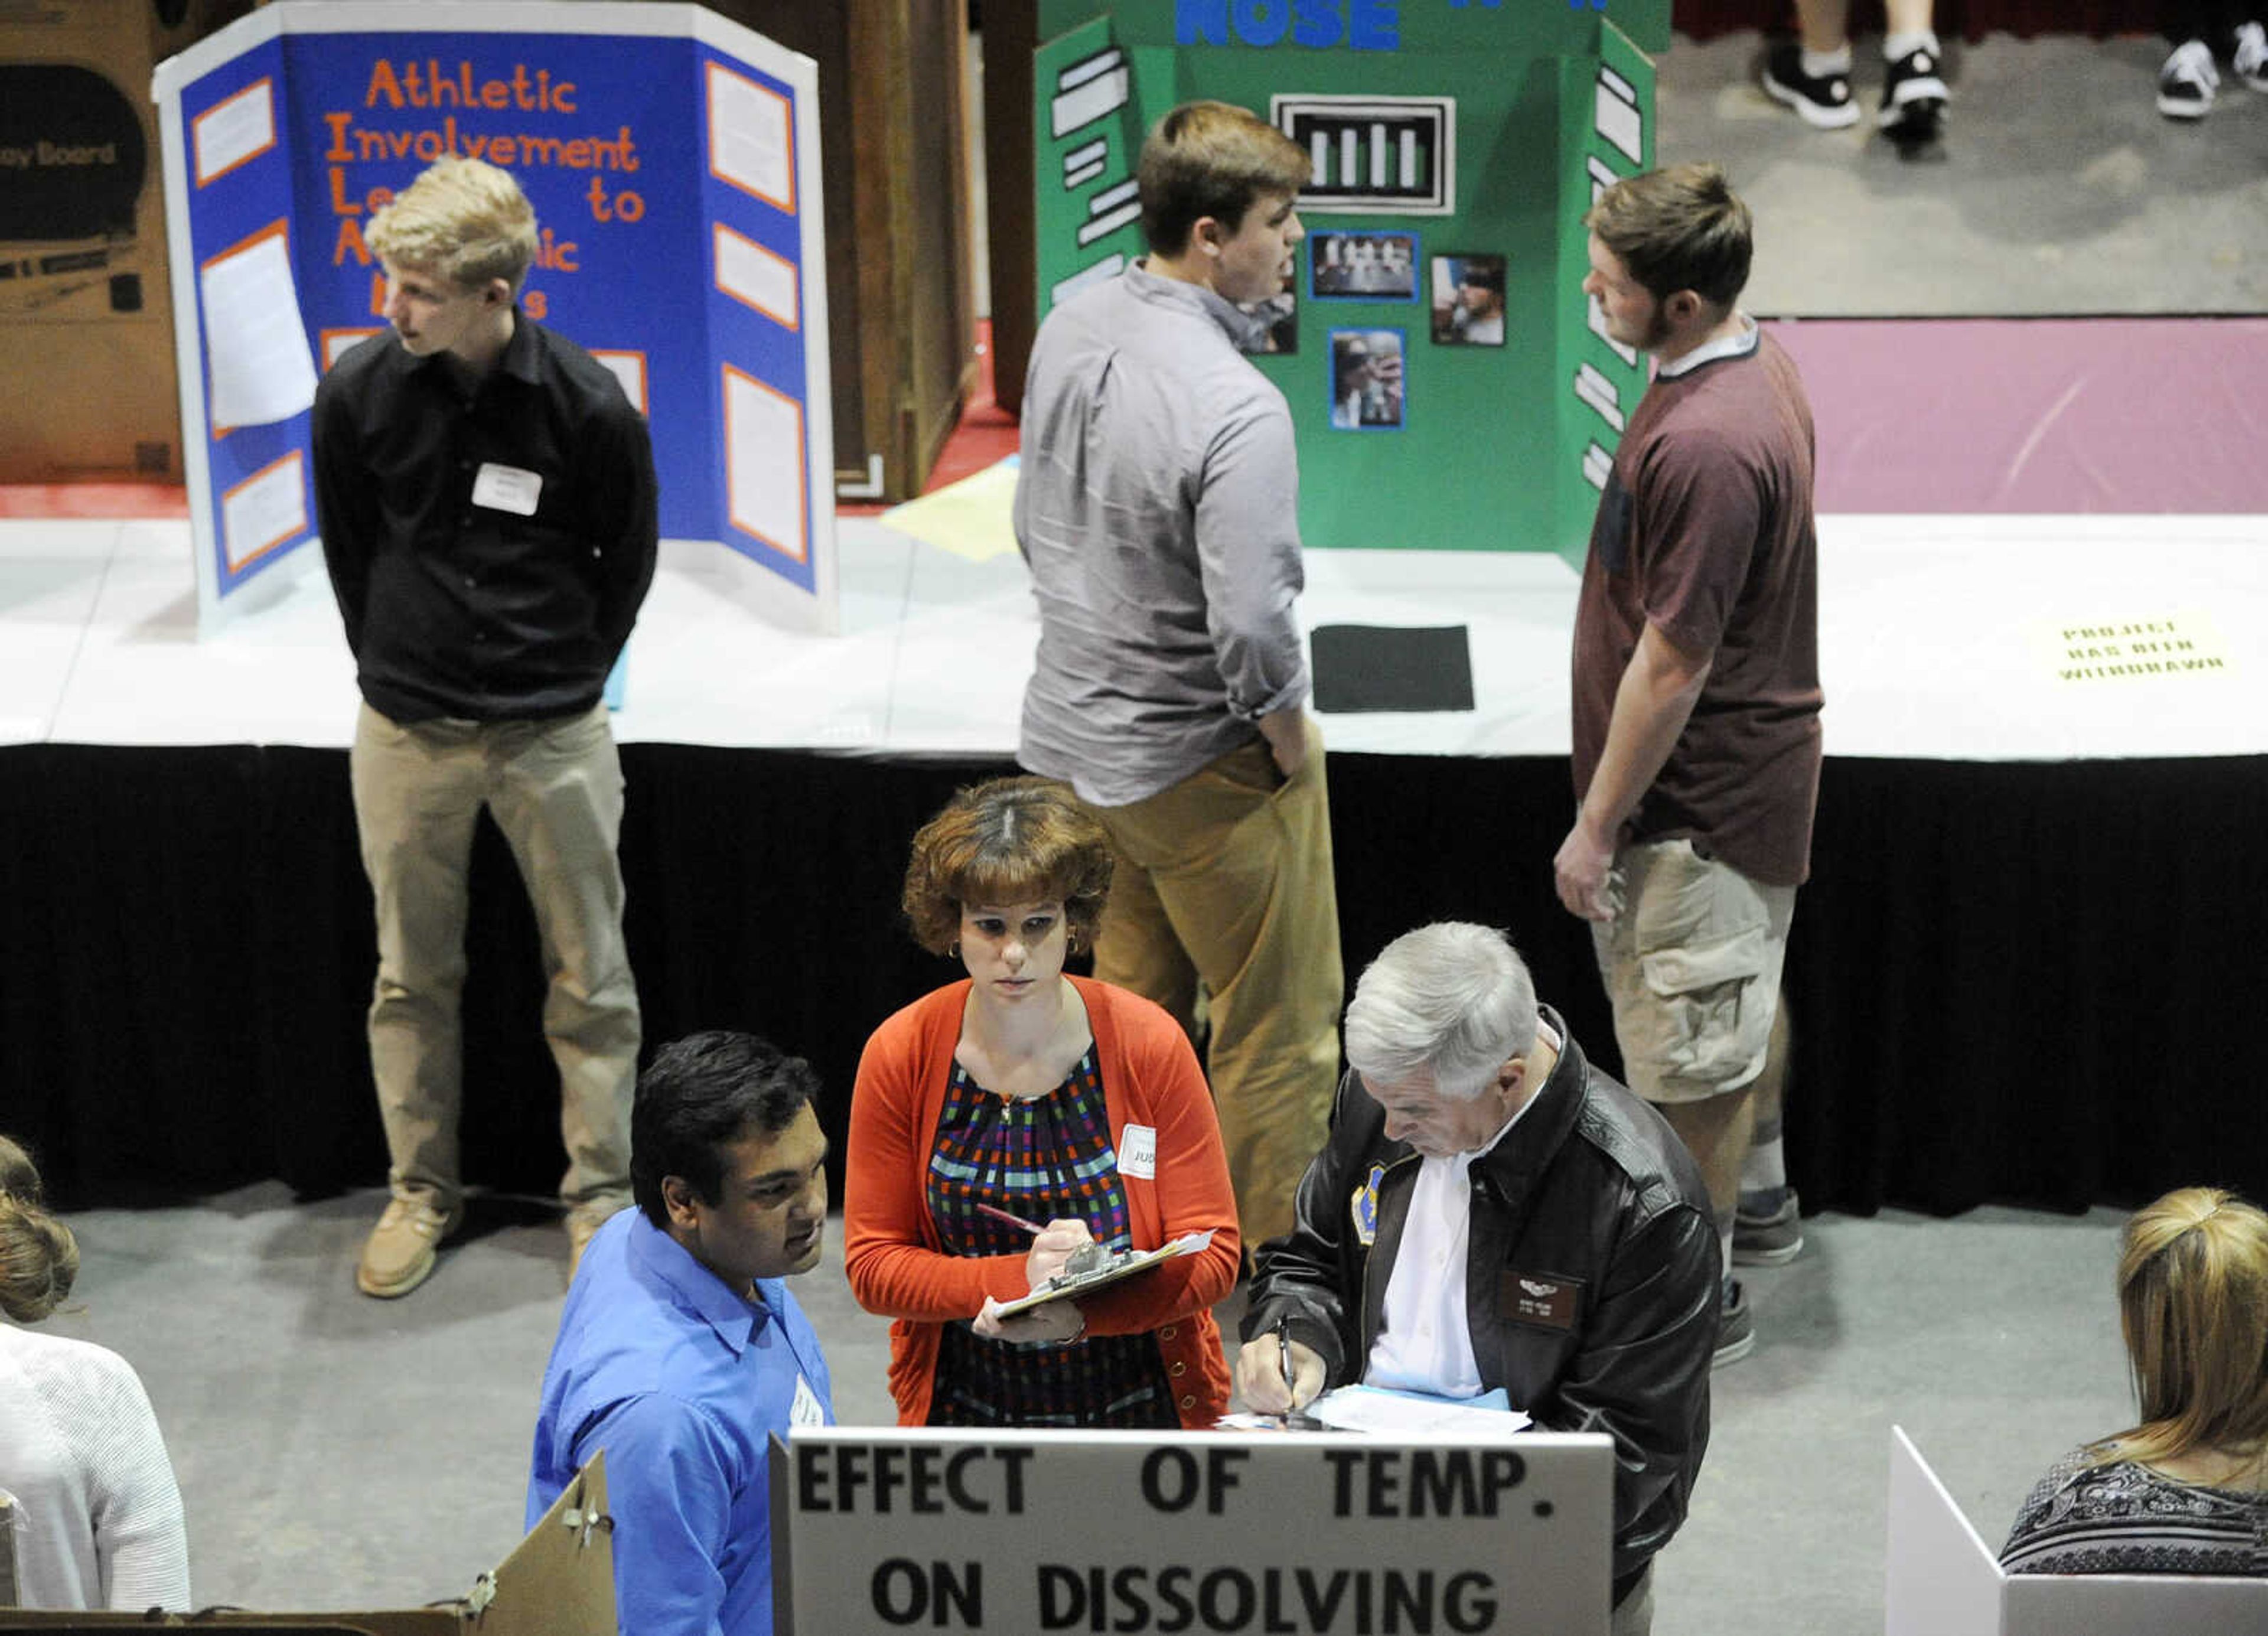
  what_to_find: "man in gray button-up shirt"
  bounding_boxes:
[1014,100,1344,1250]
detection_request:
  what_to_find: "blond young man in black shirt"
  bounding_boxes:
[311,157,656,1298]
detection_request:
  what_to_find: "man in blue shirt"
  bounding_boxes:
[529,1031,833,1636]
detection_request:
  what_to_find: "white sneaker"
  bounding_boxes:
[2158,38,2219,119]
[2234,21,2268,93]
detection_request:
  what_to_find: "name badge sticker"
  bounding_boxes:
[790,1372,826,1428]
[471,462,542,516]
[1500,1269,1583,1332]
[1117,1124,1157,1179]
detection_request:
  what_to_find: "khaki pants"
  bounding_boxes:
[350,702,638,1218]
[1592,839,1794,1106]
[1086,720,1343,1247]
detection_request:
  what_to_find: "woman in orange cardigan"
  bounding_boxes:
[845,777,1240,1429]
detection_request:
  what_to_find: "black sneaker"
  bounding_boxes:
[1733,1188,1806,1266]
[1879,45,1949,141]
[1762,41,1860,130]
[2159,39,2218,119]
[1715,1277,1756,1368]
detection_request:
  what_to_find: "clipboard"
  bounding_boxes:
[990,1230,1216,1318]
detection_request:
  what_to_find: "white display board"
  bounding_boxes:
[1885,1426,2268,1636]
[152,1,838,634]
[777,1426,1615,1636]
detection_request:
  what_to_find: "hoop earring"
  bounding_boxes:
[949,941,961,959]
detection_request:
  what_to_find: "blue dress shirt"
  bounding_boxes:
[528,1210,833,1636]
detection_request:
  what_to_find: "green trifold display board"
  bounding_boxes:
[1032,2,1665,566]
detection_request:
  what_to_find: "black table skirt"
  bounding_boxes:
[7,744,2261,1218]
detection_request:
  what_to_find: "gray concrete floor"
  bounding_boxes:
[1657,32,2268,315]
[41,1186,2127,1634]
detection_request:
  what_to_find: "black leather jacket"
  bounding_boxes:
[1240,1006,1718,1598]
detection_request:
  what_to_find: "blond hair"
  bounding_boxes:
[366,156,539,294]
[1137,100,1309,256]
[0,1135,79,1324]
[1583,161,1752,310]
[2096,1187,2268,1470]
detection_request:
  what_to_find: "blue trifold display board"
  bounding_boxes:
[154,1,837,632]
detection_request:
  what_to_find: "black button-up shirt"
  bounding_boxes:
[310,311,658,722]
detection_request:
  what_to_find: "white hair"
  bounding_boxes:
[1342,923,1538,1101]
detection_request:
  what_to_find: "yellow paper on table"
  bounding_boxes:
[876,455,1021,562]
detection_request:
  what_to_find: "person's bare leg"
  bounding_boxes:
[1734,997,1804,1265]
[1746,997,1790,1199]
[1884,0,1935,35]
[1659,1084,1758,1264]
[1796,0,1853,54]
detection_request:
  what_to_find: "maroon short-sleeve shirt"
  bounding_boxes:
[1570,329,1823,888]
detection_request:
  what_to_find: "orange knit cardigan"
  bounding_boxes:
[843,975,1241,1428]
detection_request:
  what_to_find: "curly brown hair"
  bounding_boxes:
[901,777,1113,957]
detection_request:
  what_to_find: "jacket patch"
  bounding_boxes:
[1500,1269,1582,1332]
[1351,1163,1386,1248]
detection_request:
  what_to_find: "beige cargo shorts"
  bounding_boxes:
[1591,837,1794,1105]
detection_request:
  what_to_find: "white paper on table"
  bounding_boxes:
[201,232,318,429]
[1306,1384,1531,1437]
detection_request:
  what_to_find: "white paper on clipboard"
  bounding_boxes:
[990,1230,1215,1318]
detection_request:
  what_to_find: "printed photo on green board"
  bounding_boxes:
[1430,253,1505,347]
[1328,328,1405,431]
[1311,230,1419,301]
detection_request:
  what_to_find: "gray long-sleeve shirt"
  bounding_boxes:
[1014,262,1309,807]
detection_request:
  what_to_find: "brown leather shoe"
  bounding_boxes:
[355,1197,462,1298]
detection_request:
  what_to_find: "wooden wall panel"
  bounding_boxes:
[644,0,975,501]
[982,0,1037,419]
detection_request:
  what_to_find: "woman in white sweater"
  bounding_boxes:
[1,1135,190,1611]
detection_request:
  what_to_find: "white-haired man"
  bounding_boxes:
[1237,923,1717,1636]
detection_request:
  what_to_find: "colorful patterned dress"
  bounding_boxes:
[924,1048,1175,1428]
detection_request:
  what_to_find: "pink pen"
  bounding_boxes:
[976,1202,1047,1236]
